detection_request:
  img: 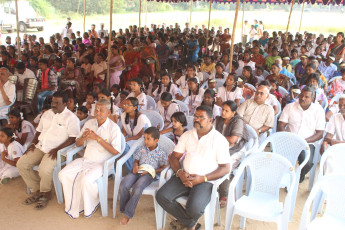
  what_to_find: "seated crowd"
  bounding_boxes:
[0,21,345,230]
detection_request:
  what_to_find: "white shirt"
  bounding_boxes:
[90,103,120,117]
[157,101,180,125]
[209,71,229,80]
[238,60,256,71]
[36,108,80,153]
[78,118,122,163]
[98,29,108,37]
[61,27,73,39]
[279,101,325,139]
[153,83,180,99]
[243,24,249,36]
[0,141,24,161]
[120,113,151,137]
[0,81,16,116]
[176,75,199,92]
[217,86,243,102]
[174,128,231,176]
[17,68,35,85]
[127,92,147,111]
[212,104,222,119]
[326,113,345,141]
[91,61,107,80]
[16,120,36,148]
[185,88,205,115]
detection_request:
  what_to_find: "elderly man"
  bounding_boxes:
[15,62,35,101]
[59,99,122,218]
[0,67,16,119]
[17,91,80,210]
[238,85,275,136]
[278,86,325,182]
[156,105,231,230]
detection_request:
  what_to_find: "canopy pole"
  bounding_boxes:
[241,1,245,43]
[77,0,81,14]
[229,0,241,73]
[145,0,148,26]
[139,0,142,30]
[106,0,113,89]
[285,0,295,37]
[189,0,193,26]
[83,0,86,34]
[299,1,305,33]
[206,0,213,55]
[15,0,20,60]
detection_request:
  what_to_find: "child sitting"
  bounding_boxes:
[0,127,25,184]
[202,89,221,119]
[157,92,180,129]
[255,66,265,84]
[82,92,97,113]
[160,112,188,144]
[283,85,300,107]
[111,84,121,105]
[208,79,217,93]
[119,127,168,225]
[76,106,90,129]
[269,79,283,103]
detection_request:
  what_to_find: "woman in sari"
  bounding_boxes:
[327,32,345,67]
[140,40,159,79]
[109,45,125,86]
[121,42,140,89]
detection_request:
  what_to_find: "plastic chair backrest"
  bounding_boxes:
[278,86,289,98]
[328,76,342,84]
[146,95,157,110]
[244,83,256,92]
[329,94,342,106]
[240,152,295,198]
[186,115,194,131]
[322,96,328,111]
[318,143,345,180]
[129,136,175,158]
[244,124,258,156]
[142,110,164,131]
[258,132,310,167]
[174,100,189,115]
[23,78,38,102]
[216,79,225,90]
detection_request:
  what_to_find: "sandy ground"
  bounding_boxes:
[0,171,312,230]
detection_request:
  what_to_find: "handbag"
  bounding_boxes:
[146,57,155,65]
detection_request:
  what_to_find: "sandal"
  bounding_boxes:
[195,223,201,230]
[35,197,49,210]
[23,194,41,205]
[169,219,186,230]
[219,197,227,208]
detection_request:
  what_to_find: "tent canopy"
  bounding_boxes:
[148,0,345,5]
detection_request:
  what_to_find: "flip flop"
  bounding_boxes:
[1,178,10,184]
[35,197,49,210]
[23,194,41,205]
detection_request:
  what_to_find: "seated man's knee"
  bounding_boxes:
[185,203,205,220]
[38,164,55,179]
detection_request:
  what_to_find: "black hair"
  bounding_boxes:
[306,63,317,70]
[87,91,97,99]
[340,68,345,74]
[8,108,23,133]
[307,73,320,86]
[222,100,237,112]
[0,127,15,143]
[160,92,173,102]
[171,112,187,127]
[158,72,172,95]
[42,104,51,111]
[223,73,238,92]
[53,90,68,104]
[77,106,89,115]
[195,105,213,119]
[68,96,77,112]
[202,89,216,110]
[187,77,200,96]
[125,97,139,127]
[120,91,129,97]
[38,58,49,66]
[302,85,316,101]
[130,78,145,92]
[99,88,113,114]
[16,62,26,70]
[243,66,255,83]
[30,56,38,62]
[259,80,271,88]
[144,127,160,140]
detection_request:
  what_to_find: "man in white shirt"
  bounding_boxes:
[15,62,35,101]
[278,86,325,182]
[59,99,122,218]
[0,67,16,117]
[17,91,80,210]
[97,23,108,37]
[322,94,345,153]
[242,20,249,44]
[61,22,73,39]
[156,105,231,230]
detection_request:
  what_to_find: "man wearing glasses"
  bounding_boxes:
[156,105,231,230]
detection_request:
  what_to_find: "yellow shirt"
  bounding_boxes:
[200,63,216,73]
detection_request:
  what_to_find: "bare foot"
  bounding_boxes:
[120,216,130,226]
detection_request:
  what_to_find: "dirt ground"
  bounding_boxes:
[0,172,312,230]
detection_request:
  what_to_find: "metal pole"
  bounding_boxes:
[106,0,113,89]
[285,0,295,36]
[229,0,241,73]
[299,1,305,33]
[241,1,245,43]
[83,0,86,34]
[15,0,20,60]
[189,0,193,26]
[139,0,142,30]
[206,0,213,54]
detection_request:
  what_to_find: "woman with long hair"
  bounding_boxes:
[121,42,141,89]
[326,32,345,67]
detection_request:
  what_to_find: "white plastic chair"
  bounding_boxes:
[59,134,126,216]
[271,99,282,134]
[298,174,345,230]
[225,152,296,230]
[201,79,225,90]
[27,144,75,204]
[329,93,342,107]
[257,132,310,221]
[112,136,175,230]
[321,96,328,111]
[146,95,157,111]
[174,100,189,116]
[142,110,164,131]
[244,83,256,92]
[308,139,323,191]
[312,144,345,216]
[186,115,194,131]
[328,76,342,84]
[278,86,289,98]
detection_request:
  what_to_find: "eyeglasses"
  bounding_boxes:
[193,115,206,121]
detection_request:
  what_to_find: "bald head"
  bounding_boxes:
[254,85,269,105]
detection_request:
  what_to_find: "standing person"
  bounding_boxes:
[97,23,108,37]
[0,127,25,184]
[59,99,122,218]
[187,35,200,64]
[242,20,249,44]
[278,86,325,182]
[156,105,231,230]
[249,25,257,43]
[89,24,98,39]
[119,127,168,225]
[0,67,16,119]
[61,22,73,39]
[17,91,80,210]
[122,42,140,89]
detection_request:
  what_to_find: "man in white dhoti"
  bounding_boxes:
[58,99,122,218]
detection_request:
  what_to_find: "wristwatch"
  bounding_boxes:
[258,129,262,134]
[176,169,182,177]
[204,175,208,182]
